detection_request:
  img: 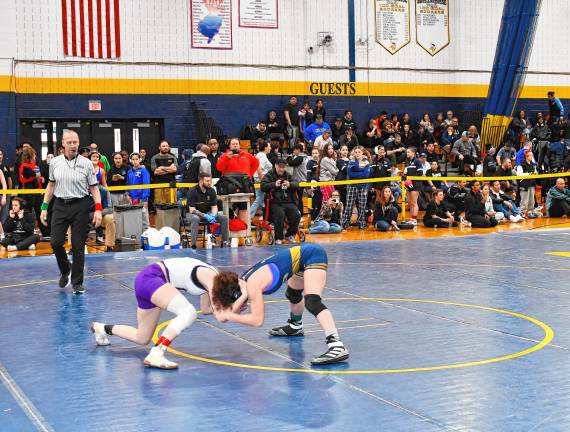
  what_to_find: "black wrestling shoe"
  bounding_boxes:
[59,271,71,288]
[311,338,349,365]
[73,284,85,295]
[268,319,304,336]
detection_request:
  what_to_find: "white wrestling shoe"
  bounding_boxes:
[90,322,110,346]
[143,347,178,369]
[311,337,349,365]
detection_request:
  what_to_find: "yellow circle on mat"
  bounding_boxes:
[153,298,554,375]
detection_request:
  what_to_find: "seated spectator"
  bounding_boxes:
[341,146,371,229]
[425,160,448,197]
[96,186,117,252]
[309,190,343,234]
[338,126,359,150]
[482,147,497,176]
[547,136,567,172]
[418,152,430,174]
[423,189,457,228]
[465,181,498,228]
[250,140,273,218]
[1,197,40,251]
[496,141,516,165]
[89,142,110,172]
[373,185,399,232]
[550,116,567,142]
[364,118,382,149]
[495,158,516,194]
[419,112,434,133]
[445,179,469,223]
[186,173,229,249]
[452,131,480,174]
[342,110,357,133]
[490,180,522,222]
[402,124,420,148]
[267,141,282,166]
[303,114,331,146]
[126,152,151,230]
[385,133,406,164]
[440,125,459,151]
[107,152,131,206]
[252,121,270,142]
[314,129,334,151]
[314,98,326,120]
[482,184,504,224]
[261,159,301,244]
[331,117,345,144]
[433,112,447,142]
[267,110,285,142]
[515,140,533,166]
[547,178,570,217]
[516,149,538,218]
[417,124,435,150]
[467,125,481,148]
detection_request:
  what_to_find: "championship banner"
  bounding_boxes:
[239,0,278,29]
[375,0,410,55]
[415,0,450,56]
[191,0,233,50]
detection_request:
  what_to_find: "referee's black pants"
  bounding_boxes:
[50,197,91,286]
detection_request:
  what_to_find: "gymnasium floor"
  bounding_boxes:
[1,229,569,431]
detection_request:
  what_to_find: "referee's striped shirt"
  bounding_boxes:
[49,155,98,199]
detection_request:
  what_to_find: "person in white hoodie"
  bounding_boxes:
[318,143,339,203]
[250,139,273,218]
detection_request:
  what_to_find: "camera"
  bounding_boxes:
[331,198,339,204]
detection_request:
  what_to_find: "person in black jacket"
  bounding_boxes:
[261,159,301,244]
[423,189,457,227]
[444,179,469,223]
[465,181,498,228]
[373,186,399,232]
[1,197,40,251]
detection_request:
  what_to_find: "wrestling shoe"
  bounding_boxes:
[73,284,85,294]
[90,322,110,346]
[268,319,304,336]
[143,347,178,369]
[311,337,349,365]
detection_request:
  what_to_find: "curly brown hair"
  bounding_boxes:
[211,271,241,310]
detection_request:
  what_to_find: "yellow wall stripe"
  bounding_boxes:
[0,75,567,98]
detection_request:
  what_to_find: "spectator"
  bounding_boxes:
[402,124,420,148]
[318,143,339,202]
[126,152,151,230]
[314,98,326,120]
[403,147,423,225]
[390,113,401,132]
[547,91,565,123]
[467,125,481,149]
[425,160,448,196]
[418,152,430,174]
[548,136,567,172]
[445,179,469,224]
[417,124,435,150]
[433,112,447,142]
[341,146,370,229]
[89,151,107,187]
[532,116,551,171]
[304,114,331,146]
[425,142,438,163]
[283,96,299,147]
[314,129,334,151]
[0,197,39,251]
[373,185,399,232]
[96,186,117,252]
[151,140,178,204]
[0,161,6,239]
[419,113,434,133]
[423,189,457,228]
[342,110,357,133]
[107,152,131,206]
[250,140,273,218]
[440,125,459,152]
[182,143,211,185]
[139,148,152,174]
[550,116,567,143]
[267,110,285,142]
[516,149,538,218]
[309,190,343,234]
[496,141,516,165]
[89,143,110,173]
[515,140,533,166]
[40,153,54,187]
[267,141,282,166]
[186,173,229,249]
[481,147,497,177]
[261,159,301,244]
[511,110,532,144]
[286,143,309,214]
[364,118,382,149]
[452,131,479,174]
[298,100,314,136]
[252,121,270,142]
[547,178,570,217]
[444,110,454,126]
[306,147,321,219]
[331,117,345,144]
[335,144,350,206]
[482,184,504,223]
[490,180,522,222]
[495,158,516,195]
[18,147,46,236]
[465,181,498,228]
[338,126,359,150]
[207,138,223,178]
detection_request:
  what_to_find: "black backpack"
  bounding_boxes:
[182,157,204,183]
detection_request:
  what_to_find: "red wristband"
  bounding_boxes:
[94,203,103,211]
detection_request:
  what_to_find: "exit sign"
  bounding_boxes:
[88,100,102,111]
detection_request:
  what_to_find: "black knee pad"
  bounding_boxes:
[286,286,303,304]
[305,294,327,317]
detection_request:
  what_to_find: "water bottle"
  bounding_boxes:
[205,233,213,249]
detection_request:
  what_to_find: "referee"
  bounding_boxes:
[40,130,102,294]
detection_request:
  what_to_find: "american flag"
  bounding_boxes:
[61,0,121,59]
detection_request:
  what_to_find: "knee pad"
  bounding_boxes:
[166,294,197,336]
[285,286,303,304]
[304,294,327,317]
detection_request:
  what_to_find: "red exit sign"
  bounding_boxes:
[88,100,102,111]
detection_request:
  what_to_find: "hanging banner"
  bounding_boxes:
[415,0,450,56]
[191,0,233,50]
[239,0,278,29]
[375,0,410,55]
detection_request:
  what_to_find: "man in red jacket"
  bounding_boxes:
[216,138,260,223]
